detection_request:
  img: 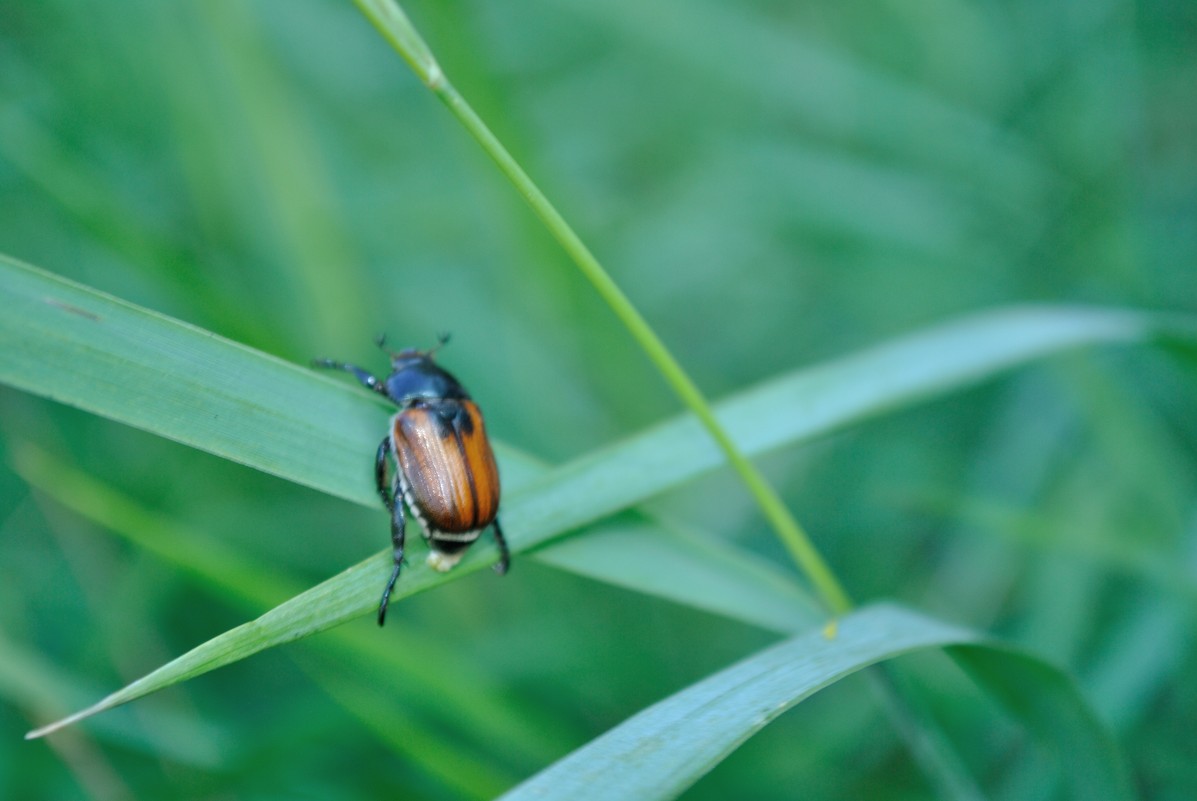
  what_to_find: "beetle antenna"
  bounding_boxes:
[375,333,405,362]
[428,332,451,357]
[375,333,396,356]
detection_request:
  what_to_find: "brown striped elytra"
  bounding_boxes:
[392,401,500,535]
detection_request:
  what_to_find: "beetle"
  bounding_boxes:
[313,335,509,625]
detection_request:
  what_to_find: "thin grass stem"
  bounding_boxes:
[351,0,851,615]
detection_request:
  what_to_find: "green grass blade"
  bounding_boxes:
[5,253,1194,737]
[951,645,1137,801]
[498,604,1132,801]
[0,252,377,507]
[12,442,818,637]
[0,629,227,767]
[558,0,1045,196]
[535,522,821,633]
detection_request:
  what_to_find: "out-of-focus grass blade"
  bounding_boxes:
[952,644,1136,801]
[559,0,1046,200]
[299,654,521,798]
[6,254,1195,737]
[498,604,1132,801]
[535,522,820,632]
[0,629,227,767]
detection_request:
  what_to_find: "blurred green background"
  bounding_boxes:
[2,0,1196,799]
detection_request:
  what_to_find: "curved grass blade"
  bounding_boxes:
[7,253,1195,736]
[498,604,1132,801]
[0,629,227,767]
[534,521,820,633]
[0,253,379,507]
[952,646,1137,801]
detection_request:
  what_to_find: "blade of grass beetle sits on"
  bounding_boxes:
[12,444,815,781]
[14,442,820,663]
[6,255,1197,737]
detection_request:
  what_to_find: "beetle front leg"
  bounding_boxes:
[491,518,511,575]
[311,358,388,397]
[377,491,406,627]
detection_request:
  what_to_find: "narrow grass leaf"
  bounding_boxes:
[558,0,1046,199]
[0,629,227,767]
[951,645,1136,801]
[300,655,521,798]
[0,253,379,507]
[498,604,1132,801]
[6,254,1195,736]
[534,522,820,632]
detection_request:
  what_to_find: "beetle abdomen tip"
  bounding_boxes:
[426,550,465,572]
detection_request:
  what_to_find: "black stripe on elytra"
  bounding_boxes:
[451,419,482,531]
[427,401,482,532]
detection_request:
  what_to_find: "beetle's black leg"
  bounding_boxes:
[311,358,389,398]
[491,518,511,575]
[377,486,407,627]
[374,436,393,510]
[375,433,404,626]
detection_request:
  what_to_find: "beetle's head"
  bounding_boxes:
[387,347,428,370]
[379,334,468,405]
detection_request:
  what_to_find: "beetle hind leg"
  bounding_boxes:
[374,437,393,510]
[377,502,406,627]
[492,519,511,575]
[376,436,407,627]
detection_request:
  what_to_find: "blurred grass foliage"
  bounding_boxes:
[1,0,1195,799]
